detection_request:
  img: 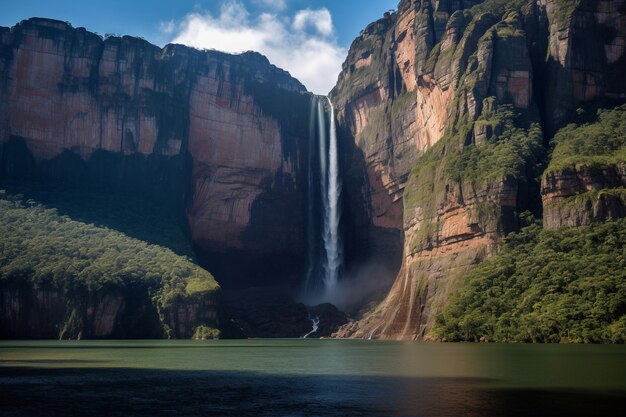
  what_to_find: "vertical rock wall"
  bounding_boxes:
[332,0,626,339]
[0,18,313,289]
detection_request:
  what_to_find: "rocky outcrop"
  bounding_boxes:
[541,103,626,229]
[0,18,311,289]
[332,1,490,287]
[542,164,626,228]
[0,288,66,339]
[332,0,626,339]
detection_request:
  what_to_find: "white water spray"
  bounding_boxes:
[323,97,342,291]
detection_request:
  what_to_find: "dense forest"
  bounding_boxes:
[546,104,626,173]
[0,178,196,258]
[0,189,219,337]
[434,216,626,343]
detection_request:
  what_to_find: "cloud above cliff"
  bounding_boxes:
[165,0,345,95]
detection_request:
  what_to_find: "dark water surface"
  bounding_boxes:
[1,339,625,416]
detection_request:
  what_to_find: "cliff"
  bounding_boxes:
[332,0,626,339]
[0,17,312,289]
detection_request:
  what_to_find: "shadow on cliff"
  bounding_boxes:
[335,116,403,315]
[0,136,195,259]
[1,365,625,417]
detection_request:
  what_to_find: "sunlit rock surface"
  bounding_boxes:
[331,0,626,339]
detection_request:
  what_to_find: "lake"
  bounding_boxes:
[1,339,625,416]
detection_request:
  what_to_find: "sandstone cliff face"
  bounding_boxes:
[0,18,311,288]
[333,0,626,340]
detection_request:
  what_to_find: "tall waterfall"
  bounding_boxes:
[324,98,341,289]
[303,96,343,299]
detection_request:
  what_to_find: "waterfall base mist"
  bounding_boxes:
[300,261,396,315]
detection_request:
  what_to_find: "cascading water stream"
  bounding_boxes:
[303,96,343,300]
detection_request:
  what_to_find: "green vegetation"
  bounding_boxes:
[433,217,626,343]
[447,106,544,182]
[551,0,583,30]
[494,11,524,38]
[470,0,532,17]
[546,105,626,173]
[192,325,221,340]
[2,181,196,259]
[0,193,219,329]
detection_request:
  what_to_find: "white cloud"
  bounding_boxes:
[167,0,345,95]
[293,8,333,37]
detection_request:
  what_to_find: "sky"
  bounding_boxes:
[0,0,398,94]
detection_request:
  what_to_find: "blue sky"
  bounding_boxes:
[0,0,398,94]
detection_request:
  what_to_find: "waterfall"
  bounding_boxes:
[324,97,341,290]
[303,96,343,300]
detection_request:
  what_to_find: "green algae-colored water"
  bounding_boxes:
[1,339,625,416]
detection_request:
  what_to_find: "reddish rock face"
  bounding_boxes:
[331,0,626,339]
[336,177,517,340]
[542,164,626,228]
[0,18,311,288]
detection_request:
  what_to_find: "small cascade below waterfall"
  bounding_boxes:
[302,316,320,338]
[303,96,344,301]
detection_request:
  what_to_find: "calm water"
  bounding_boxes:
[1,339,625,416]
